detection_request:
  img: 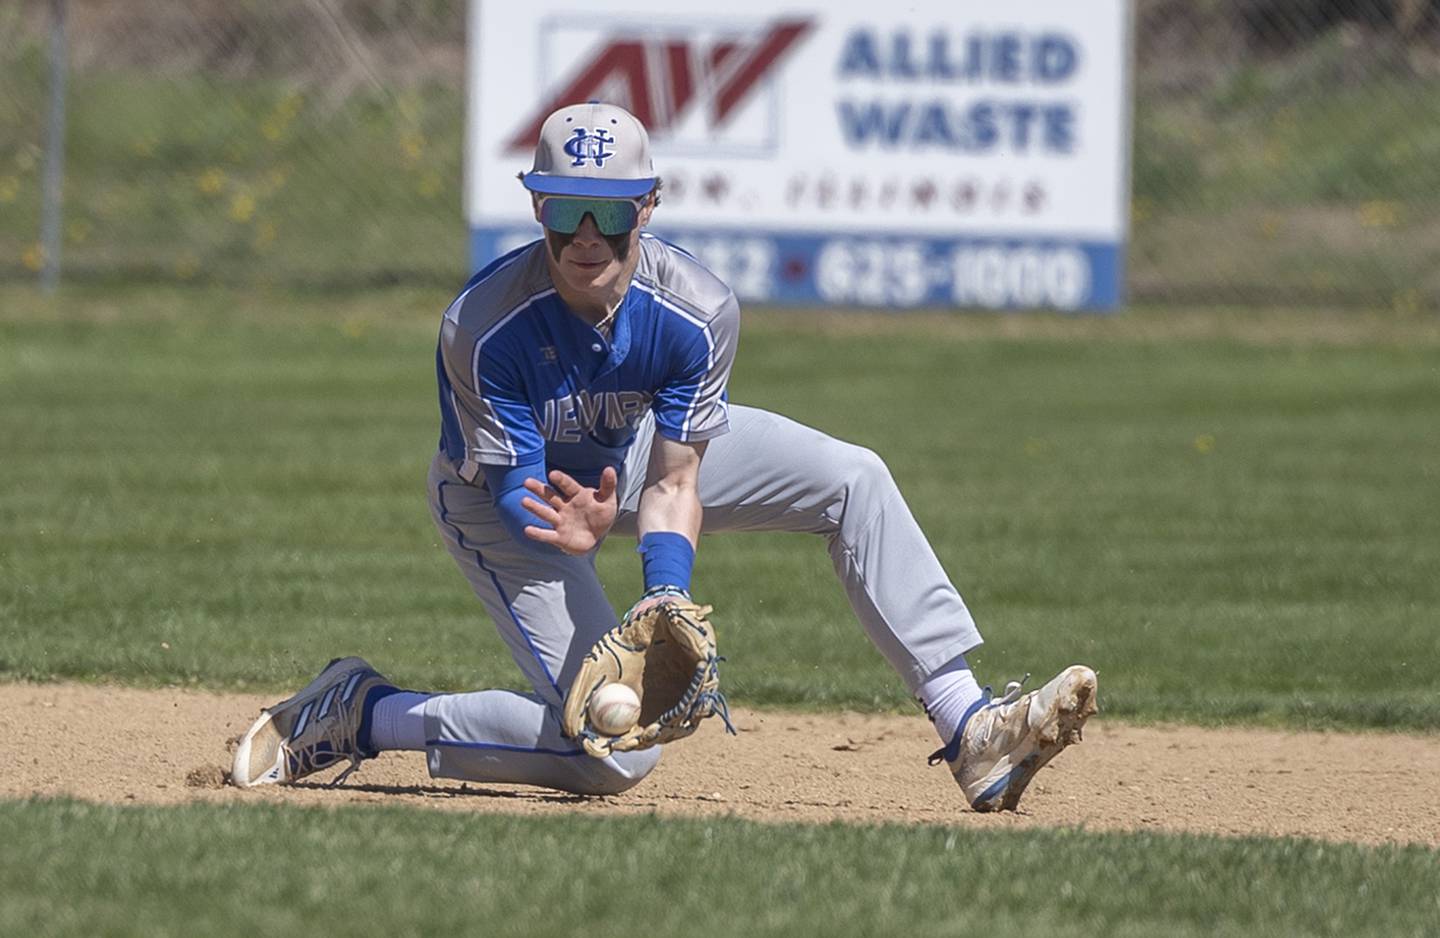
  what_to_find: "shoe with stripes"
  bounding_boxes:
[930,665,1098,812]
[231,656,392,788]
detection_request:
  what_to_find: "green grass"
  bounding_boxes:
[1,799,1435,938]
[1,60,464,287]
[3,285,1439,730]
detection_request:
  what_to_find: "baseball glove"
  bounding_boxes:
[562,592,734,759]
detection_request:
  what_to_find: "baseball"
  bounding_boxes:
[589,683,641,735]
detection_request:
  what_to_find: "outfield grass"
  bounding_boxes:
[2,286,1439,729]
[1,799,1435,938]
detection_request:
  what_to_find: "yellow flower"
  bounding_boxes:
[1358,201,1401,229]
[131,137,155,158]
[21,243,45,271]
[67,220,92,244]
[253,221,277,251]
[1193,434,1216,455]
[260,118,285,141]
[401,133,425,162]
[418,171,442,198]
[1392,289,1422,316]
[229,192,256,223]
[264,166,290,193]
[1258,214,1281,240]
[277,91,304,119]
[0,176,17,203]
[197,168,226,195]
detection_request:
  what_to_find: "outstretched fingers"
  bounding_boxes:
[596,466,618,503]
[522,476,561,507]
[523,525,564,547]
[520,495,561,525]
[547,469,584,499]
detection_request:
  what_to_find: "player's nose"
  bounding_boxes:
[572,214,604,244]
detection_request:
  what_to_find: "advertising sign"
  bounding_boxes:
[468,1,1132,310]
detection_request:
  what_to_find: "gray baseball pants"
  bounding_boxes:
[422,404,982,794]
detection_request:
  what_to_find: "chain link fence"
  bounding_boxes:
[2,0,1438,309]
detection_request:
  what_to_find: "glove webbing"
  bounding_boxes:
[657,654,736,736]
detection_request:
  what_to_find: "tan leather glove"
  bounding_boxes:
[562,594,733,759]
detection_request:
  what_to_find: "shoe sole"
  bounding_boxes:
[231,710,287,787]
[978,666,1098,812]
[230,656,358,788]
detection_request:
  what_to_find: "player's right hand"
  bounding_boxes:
[520,466,618,555]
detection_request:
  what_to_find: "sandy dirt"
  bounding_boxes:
[3,682,1436,848]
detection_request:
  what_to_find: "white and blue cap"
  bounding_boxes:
[522,102,657,199]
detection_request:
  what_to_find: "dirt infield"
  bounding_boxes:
[3,682,1436,848]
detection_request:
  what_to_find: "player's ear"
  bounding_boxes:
[532,194,544,224]
[638,196,655,228]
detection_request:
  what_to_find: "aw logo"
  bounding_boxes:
[507,18,814,155]
[564,128,616,167]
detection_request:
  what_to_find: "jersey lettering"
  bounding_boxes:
[537,390,654,443]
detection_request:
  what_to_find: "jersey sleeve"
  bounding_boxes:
[651,290,739,443]
[437,316,545,476]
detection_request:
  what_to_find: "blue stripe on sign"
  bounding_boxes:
[426,740,587,757]
[435,480,563,699]
[471,225,1127,311]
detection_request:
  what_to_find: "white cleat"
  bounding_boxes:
[231,656,392,788]
[930,665,1098,812]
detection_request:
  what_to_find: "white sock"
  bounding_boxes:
[370,691,432,751]
[917,656,983,745]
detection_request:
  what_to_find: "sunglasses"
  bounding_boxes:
[537,196,646,236]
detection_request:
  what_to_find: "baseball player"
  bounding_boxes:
[232,102,1097,811]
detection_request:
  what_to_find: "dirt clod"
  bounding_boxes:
[185,764,228,789]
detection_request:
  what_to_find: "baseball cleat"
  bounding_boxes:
[930,665,1098,812]
[231,656,392,788]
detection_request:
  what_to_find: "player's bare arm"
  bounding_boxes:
[637,435,707,548]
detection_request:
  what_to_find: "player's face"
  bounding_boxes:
[536,196,654,300]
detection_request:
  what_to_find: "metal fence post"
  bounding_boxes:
[40,0,68,293]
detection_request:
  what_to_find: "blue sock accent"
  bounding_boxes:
[357,684,400,755]
[638,531,695,591]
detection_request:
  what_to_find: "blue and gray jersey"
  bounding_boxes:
[436,234,739,487]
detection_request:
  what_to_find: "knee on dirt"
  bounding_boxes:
[569,746,662,796]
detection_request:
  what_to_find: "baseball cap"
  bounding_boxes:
[522,102,657,199]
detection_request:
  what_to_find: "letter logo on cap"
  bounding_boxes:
[563,128,616,168]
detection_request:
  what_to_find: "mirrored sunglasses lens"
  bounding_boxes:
[540,199,638,236]
[588,201,639,235]
[539,199,583,233]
